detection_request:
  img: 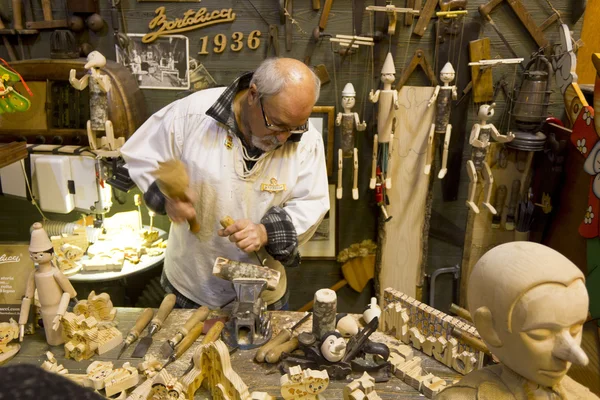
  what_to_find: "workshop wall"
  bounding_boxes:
[0,0,583,312]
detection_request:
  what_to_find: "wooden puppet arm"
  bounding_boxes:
[393,90,399,109]
[428,86,440,107]
[452,85,458,100]
[18,271,35,341]
[469,124,486,148]
[355,113,367,131]
[369,90,380,103]
[490,124,515,143]
[52,292,72,331]
[335,112,342,126]
[54,268,77,299]
[69,69,89,91]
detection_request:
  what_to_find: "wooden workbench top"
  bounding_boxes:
[6,308,460,399]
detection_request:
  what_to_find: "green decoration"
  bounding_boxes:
[0,64,31,113]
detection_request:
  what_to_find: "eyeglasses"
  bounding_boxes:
[259,97,308,134]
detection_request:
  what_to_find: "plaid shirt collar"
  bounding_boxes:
[206,72,303,144]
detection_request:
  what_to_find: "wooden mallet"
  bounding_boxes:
[152,160,200,233]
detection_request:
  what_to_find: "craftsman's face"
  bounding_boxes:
[440,71,455,83]
[320,334,347,362]
[342,96,355,109]
[496,281,588,388]
[247,83,313,151]
[381,73,395,84]
[30,251,52,264]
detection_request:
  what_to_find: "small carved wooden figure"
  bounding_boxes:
[281,366,329,400]
[320,331,347,362]
[466,103,514,214]
[19,223,77,346]
[425,62,457,179]
[369,52,399,190]
[69,51,118,151]
[437,242,599,400]
[336,83,366,200]
[0,319,20,364]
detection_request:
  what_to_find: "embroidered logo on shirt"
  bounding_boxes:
[261,178,286,193]
[224,134,233,149]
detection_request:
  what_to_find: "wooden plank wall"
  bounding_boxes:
[0,0,584,310]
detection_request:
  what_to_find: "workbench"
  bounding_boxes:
[6,308,461,399]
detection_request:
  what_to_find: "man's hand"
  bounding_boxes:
[218,219,268,253]
[165,189,197,224]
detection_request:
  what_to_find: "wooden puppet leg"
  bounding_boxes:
[105,120,115,150]
[370,134,378,189]
[465,161,480,214]
[481,162,497,215]
[337,148,343,200]
[424,124,435,175]
[352,148,359,200]
[86,120,97,150]
[438,124,451,179]
[385,134,394,189]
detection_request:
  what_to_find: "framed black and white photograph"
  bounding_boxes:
[299,185,336,259]
[115,34,190,90]
[310,106,335,178]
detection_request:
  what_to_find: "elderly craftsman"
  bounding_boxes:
[437,242,597,399]
[121,58,329,310]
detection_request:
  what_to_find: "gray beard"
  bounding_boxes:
[251,133,281,152]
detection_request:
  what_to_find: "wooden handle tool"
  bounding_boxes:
[152,293,177,331]
[319,0,334,31]
[256,329,292,362]
[118,308,154,359]
[202,320,225,344]
[161,322,205,370]
[41,0,53,21]
[161,306,209,357]
[265,337,299,363]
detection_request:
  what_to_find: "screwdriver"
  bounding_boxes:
[117,308,154,359]
[255,312,311,363]
[220,216,265,267]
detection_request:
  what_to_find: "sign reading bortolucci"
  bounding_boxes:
[143,6,236,43]
[0,243,34,322]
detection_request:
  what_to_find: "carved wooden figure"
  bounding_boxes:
[281,366,329,400]
[104,362,139,397]
[74,290,117,322]
[320,331,347,362]
[437,242,599,400]
[425,62,457,179]
[465,103,515,214]
[344,372,381,400]
[69,51,122,152]
[369,52,399,190]
[127,368,185,400]
[0,319,20,364]
[19,222,78,346]
[336,83,366,200]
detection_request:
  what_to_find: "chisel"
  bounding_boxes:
[182,320,226,375]
[161,321,205,370]
[255,312,310,363]
[117,307,154,359]
[160,306,209,358]
[220,216,264,267]
[131,294,177,358]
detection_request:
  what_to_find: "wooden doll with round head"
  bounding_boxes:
[18,223,77,346]
[437,242,598,400]
[336,83,366,200]
[425,62,458,180]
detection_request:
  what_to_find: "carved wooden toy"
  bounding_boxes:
[436,242,599,400]
[362,297,381,324]
[343,372,381,400]
[0,319,20,364]
[19,222,78,346]
[336,315,359,337]
[424,62,457,180]
[55,243,84,276]
[281,366,329,400]
[127,368,185,400]
[41,352,115,391]
[369,52,399,190]
[62,312,123,361]
[0,62,31,113]
[465,103,515,215]
[104,362,139,397]
[41,351,69,375]
[69,51,123,152]
[320,331,346,362]
[137,354,163,379]
[74,290,117,322]
[336,83,366,200]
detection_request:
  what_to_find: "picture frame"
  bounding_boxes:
[299,185,336,259]
[115,34,190,90]
[309,106,335,178]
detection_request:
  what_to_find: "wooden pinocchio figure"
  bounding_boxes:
[69,51,120,151]
[425,62,457,179]
[19,223,77,346]
[369,52,399,190]
[466,103,514,214]
[335,83,366,200]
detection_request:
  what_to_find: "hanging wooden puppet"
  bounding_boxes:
[369,52,399,191]
[335,83,366,200]
[425,62,457,179]
[466,103,515,214]
[0,61,32,113]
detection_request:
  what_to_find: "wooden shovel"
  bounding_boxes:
[297,254,375,312]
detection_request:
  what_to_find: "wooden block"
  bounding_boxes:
[470,38,494,103]
[413,0,437,36]
[104,363,138,397]
[0,142,27,169]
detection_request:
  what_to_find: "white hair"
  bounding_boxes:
[250,58,320,103]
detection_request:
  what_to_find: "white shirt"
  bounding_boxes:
[121,88,330,308]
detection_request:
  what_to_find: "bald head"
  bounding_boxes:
[250,58,320,105]
[468,242,585,331]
